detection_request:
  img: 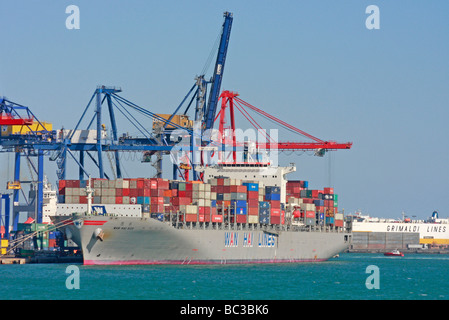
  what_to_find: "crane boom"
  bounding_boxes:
[203,11,233,132]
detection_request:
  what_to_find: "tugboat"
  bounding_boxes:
[384,249,404,257]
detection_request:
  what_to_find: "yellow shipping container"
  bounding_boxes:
[1,121,52,136]
[0,248,6,255]
[1,239,8,248]
[152,114,192,129]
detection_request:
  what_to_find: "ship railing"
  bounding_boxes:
[159,212,347,233]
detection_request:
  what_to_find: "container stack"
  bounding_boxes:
[286,182,343,226]
[57,176,344,227]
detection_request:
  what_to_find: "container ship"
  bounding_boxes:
[50,163,351,265]
[350,211,449,251]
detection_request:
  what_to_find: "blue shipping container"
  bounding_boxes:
[231,200,247,207]
[211,200,217,207]
[243,182,259,191]
[265,186,280,194]
[303,181,308,188]
[314,199,324,207]
[265,193,281,201]
[231,207,247,215]
[259,201,270,208]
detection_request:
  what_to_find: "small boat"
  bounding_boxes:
[384,249,404,257]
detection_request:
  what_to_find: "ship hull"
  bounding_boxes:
[54,215,350,265]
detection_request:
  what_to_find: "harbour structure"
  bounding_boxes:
[0,12,352,260]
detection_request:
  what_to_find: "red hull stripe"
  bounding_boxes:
[66,220,107,226]
[83,258,327,265]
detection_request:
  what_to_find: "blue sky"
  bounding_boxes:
[1,1,448,220]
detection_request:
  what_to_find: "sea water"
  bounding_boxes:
[1,253,448,300]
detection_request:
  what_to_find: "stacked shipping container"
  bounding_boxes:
[286,181,343,227]
[57,177,343,227]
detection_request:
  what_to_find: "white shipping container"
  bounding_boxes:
[248,215,259,224]
[300,203,316,211]
[335,213,344,220]
[186,205,198,214]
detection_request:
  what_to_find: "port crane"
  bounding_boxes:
[0,11,352,228]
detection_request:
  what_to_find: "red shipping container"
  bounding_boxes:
[271,208,281,216]
[122,188,130,196]
[211,207,217,215]
[198,207,211,214]
[48,239,57,247]
[247,199,258,208]
[163,190,172,197]
[185,214,197,222]
[312,190,319,198]
[217,178,224,186]
[185,183,193,191]
[171,189,178,197]
[151,189,164,197]
[150,179,158,189]
[59,187,66,195]
[334,219,344,227]
[217,186,224,193]
[223,186,230,193]
[150,204,165,213]
[270,201,281,209]
[236,215,247,223]
[129,189,138,197]
[172,197,190,206]
[212,215,223,223]
[115,188,123,196]
[270,216,280,225]
[198,214,211,222]
[305,211,315,218]
[211,186,217,192]
[178,190,186,197]
[137,179,144,189]
[152,197,164,205]
[59,180,67,189]
[247,191,258,200]
[116,197,123,204]
[159,180,169,190]
[230,185,247,193]
[248,207,258,215]
[324,187,334,194]
[79,196,87,204]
